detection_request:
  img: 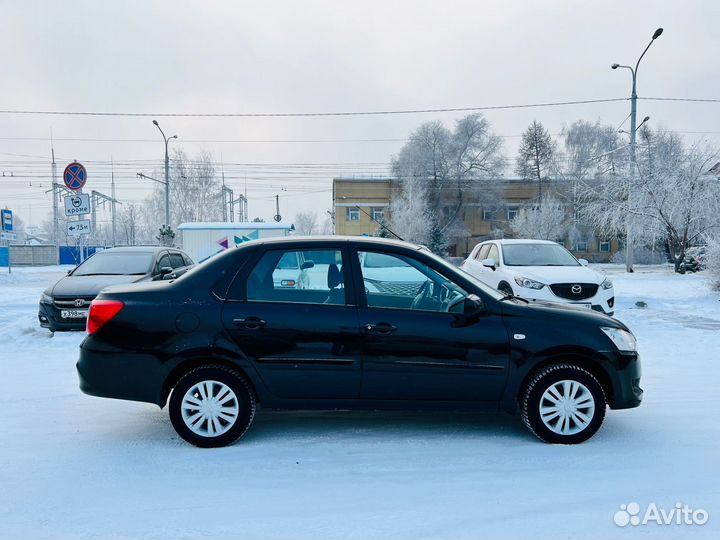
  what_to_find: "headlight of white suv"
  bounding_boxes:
[600,327,637,352]
[514,276,545,290]
[601,277,613,289]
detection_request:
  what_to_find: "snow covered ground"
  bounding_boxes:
[0,264,718,539]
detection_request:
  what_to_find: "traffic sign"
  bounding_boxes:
[64,193,91,217]
[66,220,91,236]
[1,209,12,231]
[1,232,16,241]
[63,162,87,191]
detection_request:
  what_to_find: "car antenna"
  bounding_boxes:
[353,204,404,241]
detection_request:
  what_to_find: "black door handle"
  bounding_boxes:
[364,323,397,334]
[233,317,267,329]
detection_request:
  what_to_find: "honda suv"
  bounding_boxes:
[77,236,642,447]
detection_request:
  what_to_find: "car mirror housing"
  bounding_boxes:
[464,294,484,315]
[481,257,496,270]
[159,266,173,276]
[301,261,315,270]
[578,258,589,266]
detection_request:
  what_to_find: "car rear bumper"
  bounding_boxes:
[77,338,165,406]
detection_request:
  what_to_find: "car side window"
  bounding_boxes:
[169,253,185,268]
[182,254,194,266]
[247,249,346,305]
[156,254,171,273]
[486,244,499,264]
[475,244,491,261]
[358,251,468,313]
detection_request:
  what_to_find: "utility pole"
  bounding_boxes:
[152,120,177,228]
[111,160,117,247]
[91,190,121,243]
[51,144,59,245]
[611,27,663,273]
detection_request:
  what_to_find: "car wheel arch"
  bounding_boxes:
[160,354,260,408]
[497,281,513,294]
[516,355,614,410]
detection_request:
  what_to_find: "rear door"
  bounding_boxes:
[221,243,363,399]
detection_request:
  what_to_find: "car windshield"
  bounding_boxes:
[72,251,154,276]
[419,247,505,300]
[502,243,580,266]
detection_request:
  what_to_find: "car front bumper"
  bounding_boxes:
[512,285,615,316]
[38,301,88,331]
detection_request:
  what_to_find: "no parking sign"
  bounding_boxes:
[63,162,87,191]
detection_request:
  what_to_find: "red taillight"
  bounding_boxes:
[87,299,125,334]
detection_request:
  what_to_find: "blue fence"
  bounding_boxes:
[58,246,105,266]
[0,247,8,266]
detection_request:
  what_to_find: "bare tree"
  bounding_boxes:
[516,120,556,203]
[389,180,432,245]
[294,211,319,235]
[392,114,505,253]
[120,203,143,246]
[510,196,569,240]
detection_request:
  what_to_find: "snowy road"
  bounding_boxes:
[0,265,718,539]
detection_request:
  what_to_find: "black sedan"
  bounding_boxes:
[77,236,642,447]
[39,246,193,332]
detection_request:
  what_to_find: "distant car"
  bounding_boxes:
[39,246,194,332]
[460,239,615,315]
[678,246,707,274]
[77,236,642,447]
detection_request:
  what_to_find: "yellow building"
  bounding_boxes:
[333,176,620,261]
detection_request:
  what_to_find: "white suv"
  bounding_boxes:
[460,239,615,315]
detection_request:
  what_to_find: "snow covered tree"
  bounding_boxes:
[389,180,432,246]
[293,211,319,235]
[581,128,720,271]
[510,196,568,240]
[392,114,505,254]
[516,120,556,203]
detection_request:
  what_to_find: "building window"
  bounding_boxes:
[346,207,360,222]
[371,208,384,222]
[575,239,588,252]
[483,209,495,221]
[599,240,611,253]
[507,207,519,220]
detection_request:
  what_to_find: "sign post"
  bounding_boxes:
[64,193,91,217]
[1,208,13,274]
[63,162,90,262]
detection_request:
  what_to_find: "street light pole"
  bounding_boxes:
[152,120,178,227]
[611,27,663,273]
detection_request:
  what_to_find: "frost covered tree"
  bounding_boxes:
[516,120,556,203]
[293,211,319,235]
[391,114,505,254]
[510,196,568,240]
[581,128,720,271]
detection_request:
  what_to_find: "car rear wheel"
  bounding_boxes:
[520,363,606,444]
[169,365,256,448]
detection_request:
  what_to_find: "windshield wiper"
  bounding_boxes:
[499,294,529,303]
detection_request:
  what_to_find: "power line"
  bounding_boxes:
[0,97,629,117]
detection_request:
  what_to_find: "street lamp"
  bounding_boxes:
[611,27,663,272]
[152,120,178,227]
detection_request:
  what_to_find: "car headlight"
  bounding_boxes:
[601,277,613,290]
[40,292,53,303]
[600,327,637,352]
[514,276,545,290]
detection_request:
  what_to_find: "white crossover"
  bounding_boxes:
[460,239,615,315]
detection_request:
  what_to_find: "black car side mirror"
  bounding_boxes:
[464,294,484,315]
[159,266,173,276]
[301,261,315,270]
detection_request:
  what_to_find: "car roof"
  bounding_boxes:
[99,246,181,254]
[250,235,422,250]
[487,239,559,245]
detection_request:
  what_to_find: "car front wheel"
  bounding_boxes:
[169,365,256,448]
[520,363,606,444]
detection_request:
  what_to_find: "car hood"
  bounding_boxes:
[503,297,627,330]
[508,265,604,285]
[50,275,146,297]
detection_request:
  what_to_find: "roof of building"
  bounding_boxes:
[178,222,294,230]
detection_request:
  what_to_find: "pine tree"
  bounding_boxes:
[516,120,556,203]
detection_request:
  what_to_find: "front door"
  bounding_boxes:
[353,249,510,402]
[222,246,362,400]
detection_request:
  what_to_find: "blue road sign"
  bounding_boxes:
[63,162,87,191]
[1,209,12,231]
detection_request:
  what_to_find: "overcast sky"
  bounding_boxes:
[1,0,718,228]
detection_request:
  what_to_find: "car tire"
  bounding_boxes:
[520,363,606,444]
[169,365,256,448]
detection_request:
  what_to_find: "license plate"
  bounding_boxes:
[571,303,592,309]
[61,309,88,319]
